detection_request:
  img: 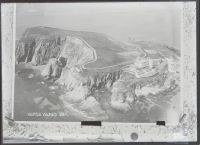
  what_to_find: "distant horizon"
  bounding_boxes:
[16,2,182,49]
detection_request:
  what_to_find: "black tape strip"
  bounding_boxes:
[156,121,165,126]
[179,114,186,123]
[5,116,15,122]
[81,121,101,126]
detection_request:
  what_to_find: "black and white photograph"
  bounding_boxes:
[1,1,198,143]
[14,2,182,122]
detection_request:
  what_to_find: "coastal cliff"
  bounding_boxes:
[15,26,180,121]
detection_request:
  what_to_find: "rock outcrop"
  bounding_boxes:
[15,26,181,119]
[85,70,123,93]
[41,58,63,79]
[56,67,123,92]
[16,35,96,69]
[16,36,62,65]
[110,80,136,112]
[15,26,130,68]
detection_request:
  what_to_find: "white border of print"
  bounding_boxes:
[2,2,197,142]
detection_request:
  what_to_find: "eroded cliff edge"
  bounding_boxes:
[15,26,180,122]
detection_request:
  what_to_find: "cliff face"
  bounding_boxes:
[16,35,62,64]
[16,26,180,68]
[56,62,173,113]
[15,26,129,68]
[85,70,122,91]
[16,34,96,68]
[56,67,123,94]
[15,26,181,116]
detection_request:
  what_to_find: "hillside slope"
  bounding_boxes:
[14,26,181,122]
[16,26,130,68]
[16,26,180,68]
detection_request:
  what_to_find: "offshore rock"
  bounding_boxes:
[78,96,108,119]
[59,86,89,104]
[41,58,63,79]
[110,77,136,112]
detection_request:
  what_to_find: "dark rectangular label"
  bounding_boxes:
[81,121,101,126]
[156,121,165,126]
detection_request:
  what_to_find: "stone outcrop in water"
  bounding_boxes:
[41,58,66,80]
